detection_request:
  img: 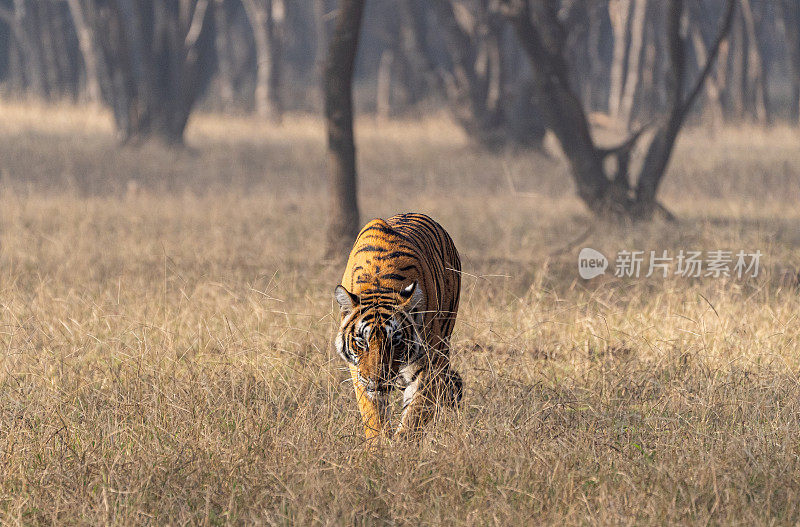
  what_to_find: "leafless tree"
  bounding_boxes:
[78,0,216,145]
[607,0,632,121]
[324,0,364,257]
[0,1,80,98]
[618,0,647,129]
[241,0,284,121]
[398,1,540,149]
[740,0,769,124]
[1,0,797,140]
[498,0,735,219]
[688,2,725,126]
[213,0,235,110]
[431,0,504,145]
[66,0,101,102]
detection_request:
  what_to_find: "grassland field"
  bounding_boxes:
[0,101,800,525]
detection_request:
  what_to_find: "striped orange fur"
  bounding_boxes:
[334,213,462,440]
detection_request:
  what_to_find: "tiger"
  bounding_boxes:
[334,212,462,441]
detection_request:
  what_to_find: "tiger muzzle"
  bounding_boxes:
[357,372,391,394]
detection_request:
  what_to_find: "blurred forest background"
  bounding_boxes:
[2,0,798,250]
[0,0,797,140]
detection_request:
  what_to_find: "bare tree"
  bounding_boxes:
[397,0,439,107]
[608,0,632,120]
[80,0,215,145]
[324,0,364,256]
[0,1,80,98]
[498,0,735,219]
[242,0,284,121]
[313,0,329,76]
[371,1,436,119]
[618,0,648,129]
[212,0,235,110]
[431,0,504,145]
[66,0,101,103]
[637,6,668,122]
[605,0,649,129]
[4,0,797,133]
[417,1,544,149]
[688,3,725,126]
[740,0,769,124]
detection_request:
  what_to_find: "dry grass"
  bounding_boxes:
[1,101,800,525]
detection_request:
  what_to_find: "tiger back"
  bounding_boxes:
[341,213,461,352]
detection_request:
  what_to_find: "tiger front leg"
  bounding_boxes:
[349,365,389,442]
[394,366,462,439]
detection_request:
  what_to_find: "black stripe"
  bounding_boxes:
[375,250,417,261]
[359,287,402,296]
[362,224,396,236]
[355,245,388,255]
[381,273,407,281]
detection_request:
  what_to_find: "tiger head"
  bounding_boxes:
[334,282,426,395]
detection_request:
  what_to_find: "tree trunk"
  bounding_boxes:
[619,0,648,129]
[15,0,47,97]
[67,0,102,103]
[640,16,658,118]
[728,15,746,119]
[8,32,24,92]
[430,1,511,147]
[499,0,734,219]
[608,0,632,119]
[740,0,769,124]
[586,0,605,110]
[242,0,284,122]
[715,36,730,117]
[780,0,800,124]
[39,2,61,95]
[506,79,546,148]
[53,3,80,99]
[87,0,215,145]
[324,0,365,257]
[313,0,328,76]
[636,0,734,208]
[501,2,609,211]
[689,15,724,127]
[0,2,23,93]
[213,0,235,111]
[397,0,439,106]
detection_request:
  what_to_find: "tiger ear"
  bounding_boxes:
[399,281,424,312]
[334,285,359,314]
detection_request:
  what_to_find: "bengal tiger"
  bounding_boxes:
[334,213,462,441]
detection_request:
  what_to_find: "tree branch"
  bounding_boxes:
[185,0,210,50]
[676,0,736,121]
[499,0,612,210]
[597,123,650,159]
[635,0,734,208]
